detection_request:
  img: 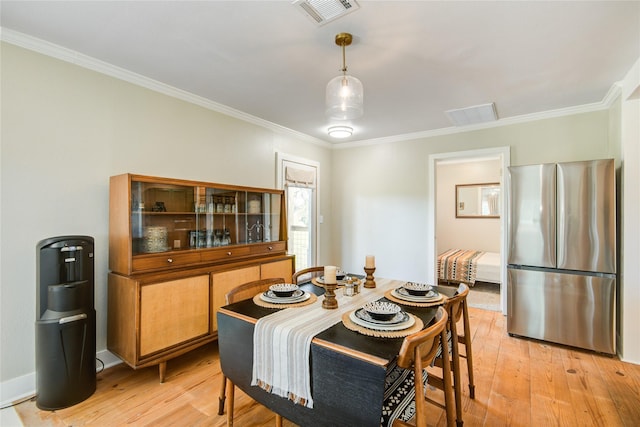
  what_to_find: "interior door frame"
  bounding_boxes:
[427,146,510,315]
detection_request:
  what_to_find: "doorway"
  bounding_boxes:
[427,147,510,314]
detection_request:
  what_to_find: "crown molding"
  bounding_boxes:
[0,28,330,148]
[335,87,622,149]
[621,56,640,101]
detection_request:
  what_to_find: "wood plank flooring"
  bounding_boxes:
[12,308,640,426]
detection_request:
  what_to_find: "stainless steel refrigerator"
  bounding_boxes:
[507,159,616,354]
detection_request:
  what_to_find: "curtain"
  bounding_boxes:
[285,166,316,188]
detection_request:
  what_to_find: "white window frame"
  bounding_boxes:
[276,152,320,267]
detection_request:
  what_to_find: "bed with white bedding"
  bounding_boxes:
[437,249,501,286]
[474,251,501,284]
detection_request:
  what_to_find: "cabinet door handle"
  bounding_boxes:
[167,258,173,263]
[227,252,232,256]
[268,246,273,250]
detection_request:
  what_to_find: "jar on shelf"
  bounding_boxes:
[143,226,168,253]
[224,197,232,213]
[215,197,224,213]
[248,195,261,214]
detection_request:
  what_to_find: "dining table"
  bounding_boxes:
[216,277,456,427]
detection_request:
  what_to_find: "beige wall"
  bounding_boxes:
[436,159,501,255]
[0,43,332,383]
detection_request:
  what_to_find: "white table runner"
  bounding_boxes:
[251,278,397,408]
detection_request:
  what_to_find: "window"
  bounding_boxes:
[277,154,319,271]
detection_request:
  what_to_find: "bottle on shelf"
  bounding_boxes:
[213,229,223,247]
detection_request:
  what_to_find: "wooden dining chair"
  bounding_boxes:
[217,277,285,427]
[428,283,470,427]
[381,306,454,427]
[291,266,325,285]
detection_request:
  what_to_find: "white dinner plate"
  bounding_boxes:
[349,310,415,331]
[316,276,347,284]
[317,275,360,286]
[392,287,443,303]
[260,290,310,304]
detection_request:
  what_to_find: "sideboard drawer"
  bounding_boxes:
[249,241,286,256]
[132,252,201,272]
[200,246,252,264]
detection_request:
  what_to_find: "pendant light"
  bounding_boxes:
[325,33,363,121]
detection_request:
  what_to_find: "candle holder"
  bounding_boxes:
[322,282,339,309]
[364,267,376,288]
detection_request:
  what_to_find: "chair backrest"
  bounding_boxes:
[395,306,450,427]
[291,266,325,285]
[225,278,285,305]
[445,283,469,324]
[396,306,448,370]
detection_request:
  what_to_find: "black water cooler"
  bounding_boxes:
[36,236,96,410]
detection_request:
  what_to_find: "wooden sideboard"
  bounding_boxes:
[107,174,294,381]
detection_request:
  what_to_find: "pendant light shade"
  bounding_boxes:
[326,75,363,120]
[325,33,363,120]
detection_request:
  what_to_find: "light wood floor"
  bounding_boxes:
[13,308,640,426]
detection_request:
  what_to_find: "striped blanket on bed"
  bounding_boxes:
[437,249,482,285]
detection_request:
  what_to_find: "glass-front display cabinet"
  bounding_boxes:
[109,173,287,275]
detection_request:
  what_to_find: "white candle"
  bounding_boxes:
[365,255,375,269]
[324,265,337,284]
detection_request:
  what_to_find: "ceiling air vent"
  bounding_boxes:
[293,0,360,26]
[445,103,499,127]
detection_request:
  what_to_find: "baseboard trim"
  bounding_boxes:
[0,349,122,409]
[96,349,124,371]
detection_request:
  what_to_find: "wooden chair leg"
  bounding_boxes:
[226,381,235,427]
[449,323,464,426]
[218,375,228,415]
[222,374,281,427]
[462,302,476,399]
[440,331,456,427]
[466,352,475,399]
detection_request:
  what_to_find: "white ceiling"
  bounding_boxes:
[1,1,639,145]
